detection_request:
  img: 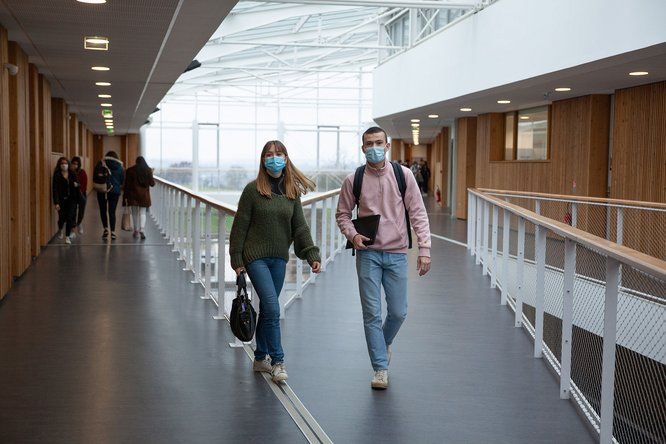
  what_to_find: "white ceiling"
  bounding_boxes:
[377,42,666,143]
[0,0,238,135]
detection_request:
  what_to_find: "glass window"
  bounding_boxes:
[517,106,548,160]
[504,113,514,160]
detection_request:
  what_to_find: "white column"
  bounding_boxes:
[475,197,482,263]
[560,237,576,399]
[482,201,489,276]
[515,218,526,328]
[534,225,546,358]
[600,257,620,444]
[329,196,337,260]
[491,205,498,288]
[310,202,318,282]
[214,211,227,320]
[500,209,510,305]
[202,205,212,299]
[191,200,201,283]
[321,198,328,270]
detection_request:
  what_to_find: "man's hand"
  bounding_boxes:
[352,234,370,250]
[417,256,431,276]
[311,262,321,273]
[235,267,245,276]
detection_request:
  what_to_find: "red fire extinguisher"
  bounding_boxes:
[435,185,442,204]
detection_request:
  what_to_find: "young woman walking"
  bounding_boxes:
[70,156,88,235]
[52,157,78,244]
[230,140,321,383]
[94,151,124,240]
[123,156,155,240]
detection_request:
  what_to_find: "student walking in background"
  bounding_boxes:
[229,140,321,384]
[123,156,155,240]
[70,156,87,235]
[94,151,124,240]
[52,157,78,244]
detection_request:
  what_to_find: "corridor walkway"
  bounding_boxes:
[0,198,594,443]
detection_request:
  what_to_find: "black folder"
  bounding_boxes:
[345,214,381,249]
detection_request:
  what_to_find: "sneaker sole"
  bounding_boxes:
[371,383,388,390]
[272,374,288,383]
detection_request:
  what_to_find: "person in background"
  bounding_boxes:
[230,140,321,384]
[420,160,431,195]
[52,157,78,244]
[95,151,124,240]
[411,160,424,192]
[123,156,155,240]
[70,156,87,235]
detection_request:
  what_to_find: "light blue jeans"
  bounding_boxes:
[246,257,287,364]
[356,250,408,371]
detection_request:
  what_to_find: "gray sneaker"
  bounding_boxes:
[371,370,389,389]
[271,363,288,383]
[253,356,272,373]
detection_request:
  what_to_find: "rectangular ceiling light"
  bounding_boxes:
[84,36,109,51]
[102,109,113,118]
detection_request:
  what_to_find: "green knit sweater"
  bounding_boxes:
[230,181,321,269]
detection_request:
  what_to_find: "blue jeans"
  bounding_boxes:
[246,257,287,364]
[356,250,408,371]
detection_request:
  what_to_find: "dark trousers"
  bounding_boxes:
[75,196,86,227]
[57,199,76,236]
[97,192,120,231]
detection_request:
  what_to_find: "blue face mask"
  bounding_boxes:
[365,147,386,163]
[264,156,286,174]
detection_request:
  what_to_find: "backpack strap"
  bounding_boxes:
[352,165,365,208]
[391,161,412,249]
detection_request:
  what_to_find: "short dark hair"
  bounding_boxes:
[362,126,387,144]
[71,156,82,165]
[105,150,119,159]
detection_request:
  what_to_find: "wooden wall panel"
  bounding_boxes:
[68,113,79,157]
[126,133,139,166]
[28,64,41,257]
[611,81,666,257]
[431,127,449,207]
[51,97,67,155]
[86,130,94,192]
[8,41,31,277]
[39,76,53,243]
[455,117,477,219]
[0,26,11,299]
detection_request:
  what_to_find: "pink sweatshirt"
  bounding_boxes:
[336,162,431,257]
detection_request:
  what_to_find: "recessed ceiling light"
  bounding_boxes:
[428,114,439,118]
[91,66,110,71]
[629,71,648,76]
[96,81,111,86]
[520,116,530,120]
[411,123,419,127]
[77,0,107,3]
[555,87,571,92]
[460,107,472,112]
[410,119,420,123]
[98,94,112,98]
[100,103,113,107]
[497,100,511,104]
[84,36,109,51]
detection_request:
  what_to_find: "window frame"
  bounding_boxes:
[499,105,552,162]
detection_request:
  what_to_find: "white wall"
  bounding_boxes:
[373,0,666,118]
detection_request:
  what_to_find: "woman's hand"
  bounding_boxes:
[235,267,246,276]
[55,204,60,212]
[311,262,321,273]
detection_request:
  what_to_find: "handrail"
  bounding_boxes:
[477,187,666,210]
[155,176,238,216]
[469,188,666,280]
[155,176,342,216]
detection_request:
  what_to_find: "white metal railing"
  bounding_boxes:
[467,188,666,444]
[150,177,346,340]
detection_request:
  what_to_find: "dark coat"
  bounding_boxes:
[52,170,80,205]
[103,156,125,195]
[123,166,155,207]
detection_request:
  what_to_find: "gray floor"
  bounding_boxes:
[0,196,594,443]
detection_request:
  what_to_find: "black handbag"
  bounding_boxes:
[230,272,257,342]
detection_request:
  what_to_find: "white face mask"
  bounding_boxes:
[60,164,68,171]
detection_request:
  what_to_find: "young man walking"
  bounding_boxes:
[336,126,431,389]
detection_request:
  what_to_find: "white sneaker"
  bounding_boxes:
[371,370,389,389]
[70,232,76,239]
[387,345,393,365]
[253,356,272,373]
[78,226,84,235]
[271,363,288,383]
[57,230,64,240]
[65,236,72,245]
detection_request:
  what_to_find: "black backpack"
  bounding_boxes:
[92,160,111,192]
[352,161,412,249]
[230,272,257,342]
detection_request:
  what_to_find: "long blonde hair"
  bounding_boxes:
[256,140,316,199]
